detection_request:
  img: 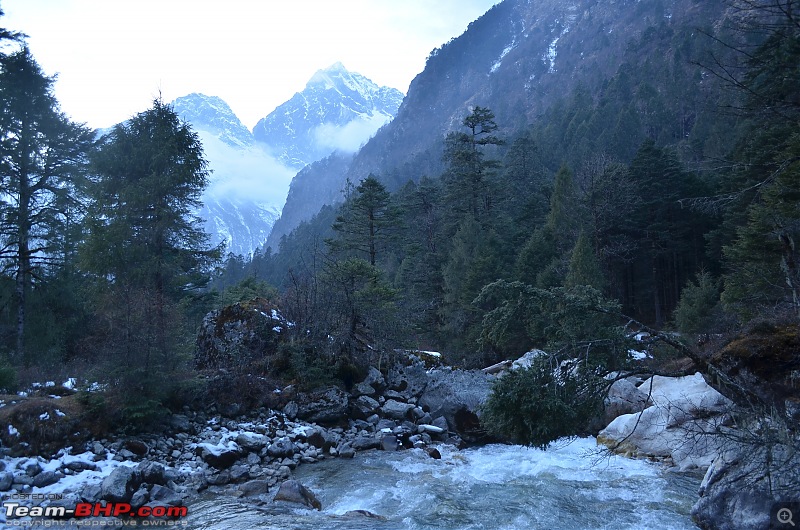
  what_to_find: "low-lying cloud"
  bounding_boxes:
[312,113,391,153]
[197,131,296,209]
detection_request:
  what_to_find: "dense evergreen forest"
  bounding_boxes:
[0,0,798,443]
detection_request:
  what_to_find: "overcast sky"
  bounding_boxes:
[2,0,498,130]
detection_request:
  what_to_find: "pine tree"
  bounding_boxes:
[441,106,503,226]
[81,99,220,397]
[327,175,395,266]
[0,48,93,359]
[565,231,605,290]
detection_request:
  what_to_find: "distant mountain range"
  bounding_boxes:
[171,63,404,256]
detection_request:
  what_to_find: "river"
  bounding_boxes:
[186,437,700,529]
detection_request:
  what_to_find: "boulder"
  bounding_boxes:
[362,366,386,392]
[148,484,183,506]
[130,487,149,509]
[338,444,356,458]
[196,441,241,469]
[511,349,547,370]
[296,387,350,425]
[343,510,387,520]
[267,437,296,459]
[0,471,13,491]
[273,480,322,510]
[351,395,381,419]
[387,360,429,398]
[124,439,149,456]
[236,432,268,452]
[136,461,166,485]
[81,483,102,503]
[64,460,99,473]
[604,378,650,423]
[101,466,138,503]
[692,440,800,530]
[194,298,285,371]
[418,369,493,443]
[169,414,192,433]
[381,399,414,421]
[239,479,270,497]
[350,435,380,451]
[598,373,733,471]
[380,434,399,451]
[32,471,62,488]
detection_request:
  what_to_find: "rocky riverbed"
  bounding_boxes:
[0,352,796,529]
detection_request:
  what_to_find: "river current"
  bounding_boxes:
[187,437,700,529]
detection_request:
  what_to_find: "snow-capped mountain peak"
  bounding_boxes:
[172,93,253,149]
[252,63,404,170]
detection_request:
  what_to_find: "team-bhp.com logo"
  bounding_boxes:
[4,501,188,519]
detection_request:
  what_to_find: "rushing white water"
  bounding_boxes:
[187,438,700,529]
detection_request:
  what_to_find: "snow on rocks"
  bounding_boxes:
[597,372,734,471]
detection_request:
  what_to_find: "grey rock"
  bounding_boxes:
[418,369,493,443]
[196,443,241,469]
[239,479,270,497]
[208,471,231,486]
[236,432,268,452]
[338,444,356,458]
[169,414,192,432]
[267,437,296,459]
[149,484,183,506]
[65,460,99,473]
[351,395,381,419]
[604,378,649,423]
[137,461,166,485]
[296,387,350,425]
[351,435,380,451]
[377,418,397,431]
[283,401,299,419]
[101,466,138,503]
[0,471,12,491]
[381,399,415,420]
[130,486,150,509]
[362,366,386,391]
[273,479,321,510]
[81,483,103,503]
[432,416,448,432]
[692,440,800,530]
[32,471,62,488]
[352,382,377,397]
[387,361,429,398]
[229,464,250,482]
[380,434,399,451]
[25,462,43,476]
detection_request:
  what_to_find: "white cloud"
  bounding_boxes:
[311,113,391,154]
[196,132,296,209]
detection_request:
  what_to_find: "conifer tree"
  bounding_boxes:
[327,175,395,266]
[0,47,93,359]
[81,99,220,401]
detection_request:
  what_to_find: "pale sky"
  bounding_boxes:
[2,0,499,130]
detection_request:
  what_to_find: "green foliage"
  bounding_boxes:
[0,47,93,359]
[565,231,605,290]
[674,271,722,334]
[0,357,16,393]
[217,276,278,307]
[328,175,396,266]
[715,20,800,320]
[482,356,606,448]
